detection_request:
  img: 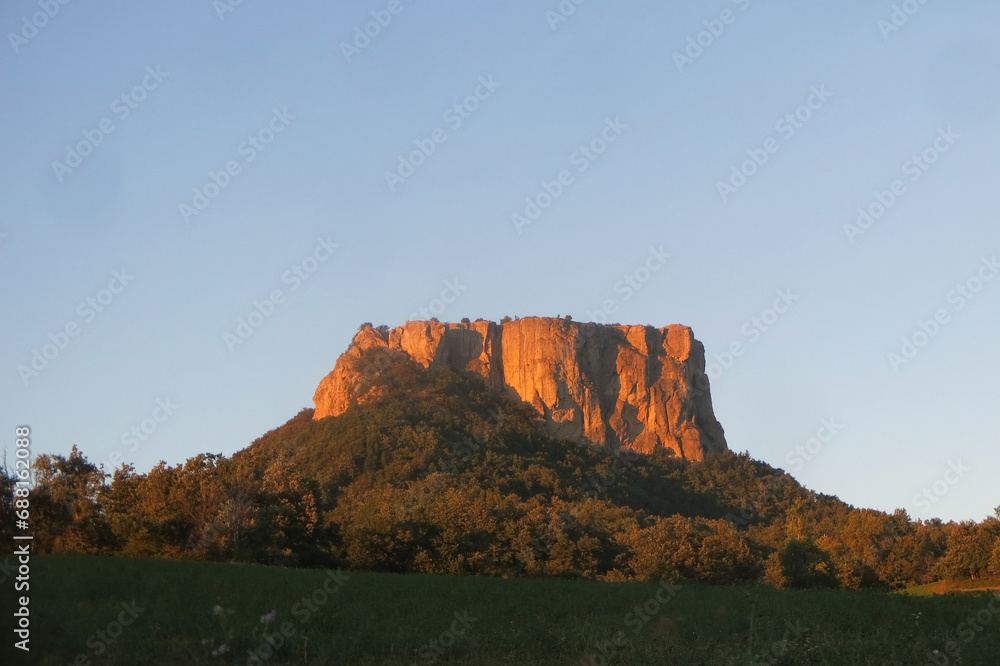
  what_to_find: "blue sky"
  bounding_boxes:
[2,0,998,523]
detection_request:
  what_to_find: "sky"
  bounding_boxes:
[2,0,999,523]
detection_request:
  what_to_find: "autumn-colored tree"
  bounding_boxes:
[31,446,114,554]
[13,354,994,587]
[621,515,759,583]
[257,457,323,566]
[695,520,760,583]
[935,519,1000,580]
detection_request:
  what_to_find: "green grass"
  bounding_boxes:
[903,578,1000,597]
[4,556,1000,665]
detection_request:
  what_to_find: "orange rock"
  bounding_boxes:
[313,317,727,460]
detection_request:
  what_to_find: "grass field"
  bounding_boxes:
[902,578,1000,597]
[4,556,1000,665]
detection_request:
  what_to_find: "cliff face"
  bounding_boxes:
[313,318,727,461]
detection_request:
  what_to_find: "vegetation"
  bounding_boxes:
[902,577,1000,597]
[5,348,1000,592]
[4,556,999,665]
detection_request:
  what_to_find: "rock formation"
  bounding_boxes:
[313,318,728,460]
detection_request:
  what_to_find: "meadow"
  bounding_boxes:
[4,556,1000,665]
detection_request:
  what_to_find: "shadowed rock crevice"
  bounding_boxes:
[313,317,728,461]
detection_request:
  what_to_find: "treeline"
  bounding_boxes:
[5,349,1000,590]
[2,450,328,568]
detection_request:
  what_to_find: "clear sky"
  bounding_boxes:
[2,0,998,523]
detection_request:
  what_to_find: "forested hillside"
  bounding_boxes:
[8,348,999,589]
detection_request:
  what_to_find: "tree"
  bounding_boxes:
[32,446,114,554]
[935,520,1000,580]
[0,460,16,544]
[776,539,840,589]
[695,520,760,583]
[101,455,229,559]
[256,457,323,566]
[621,515,758,583]
[992,508,1000,577]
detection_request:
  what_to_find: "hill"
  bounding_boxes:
[10,335,1000,590]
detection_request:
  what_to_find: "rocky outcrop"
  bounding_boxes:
[313,318,727,461]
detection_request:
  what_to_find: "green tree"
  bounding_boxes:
[776,539,840,589]
[0,461,17,544]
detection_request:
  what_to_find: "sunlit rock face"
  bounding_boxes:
[313,317,727,461]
